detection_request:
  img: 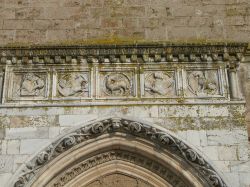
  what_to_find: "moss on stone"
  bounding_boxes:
[2,36,247,48]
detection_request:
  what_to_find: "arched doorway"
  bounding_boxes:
[11,117,229,187]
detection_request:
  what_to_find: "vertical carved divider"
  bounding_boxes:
[228,62,242,101]
[0,68,4,104]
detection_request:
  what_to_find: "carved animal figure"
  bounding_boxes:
[105,74,130,96]
[58,74,88,97]
[192,71,217,95]
[145,72,173,96]
[20,73,45,96]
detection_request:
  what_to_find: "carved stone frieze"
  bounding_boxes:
[10,72,48,100]
[98,70,135,98]
[12,118,228,187]
[0,43,247,104]
[56,72,89,97]
[19,73,45,97]
[104,73,131,96]
[186,70,221,97]
[144,71,175,97]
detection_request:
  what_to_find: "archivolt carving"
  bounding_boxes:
[12,118,228,187]
[85,173,154,187]
[52,150,186,187]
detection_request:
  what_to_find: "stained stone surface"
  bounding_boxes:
[86,173,154,187]
[0,1,249,184]
[0,0,249,44]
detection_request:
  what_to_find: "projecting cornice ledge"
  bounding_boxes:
[0,42,248,65]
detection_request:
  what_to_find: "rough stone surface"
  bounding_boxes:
[0,1,249,186]
[0,0,249,45]
[20,139,51,154]
[0,155,13,173]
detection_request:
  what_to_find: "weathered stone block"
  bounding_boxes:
[15,7,44,19]
[237,145,249,161]
[230,160,250,172]
[0,173,12,187]
[20,139,51,154]
[13,154,29,172]
[207,129,248,146]
[213,161,231,172]
[59,114,98,127]
[218,146,238,161]
[7,140,20,155]
[5,127,49,139]
[3,19,33,30]
[159,106,199,118]
[186,130,201,147]
[15,30,46,44]
[49,127,60,139]
[0,8,15,19]
[202,146,219,160]
[0,129,4,139]
[0,155,13,173]
[223,172,240,187]
[133,106,158,118]
[239,173,250,187]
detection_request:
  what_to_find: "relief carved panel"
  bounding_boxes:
[56,72,89,98]
[19,73,45,97]
[143,71,175,97]
[9,72,49,100]
[186,70,221,97]
[98,69,136,98]
[2,65,229,104]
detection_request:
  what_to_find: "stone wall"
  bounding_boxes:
[0,0,249,44]
[0,0,250,187]
[0,0,250,134]
[0,105,249,187]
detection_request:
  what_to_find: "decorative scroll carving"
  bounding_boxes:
[19,73,45,97]
[13,118,228,187]
[187,70,219,96]
[57,73,89,97]
[103,73,132,97]
[52,150,186,187]
[144,72,175,96]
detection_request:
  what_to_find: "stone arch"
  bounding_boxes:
[10,117,229,187]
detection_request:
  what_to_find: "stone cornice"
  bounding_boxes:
[245,45,250,62]
[0,42,247,64]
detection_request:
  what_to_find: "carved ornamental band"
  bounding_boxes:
[11,118,229,187]
[0,43,247,105]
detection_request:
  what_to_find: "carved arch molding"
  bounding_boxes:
[10,118,229,187]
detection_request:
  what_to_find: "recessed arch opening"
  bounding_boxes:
[10,117,229,187]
